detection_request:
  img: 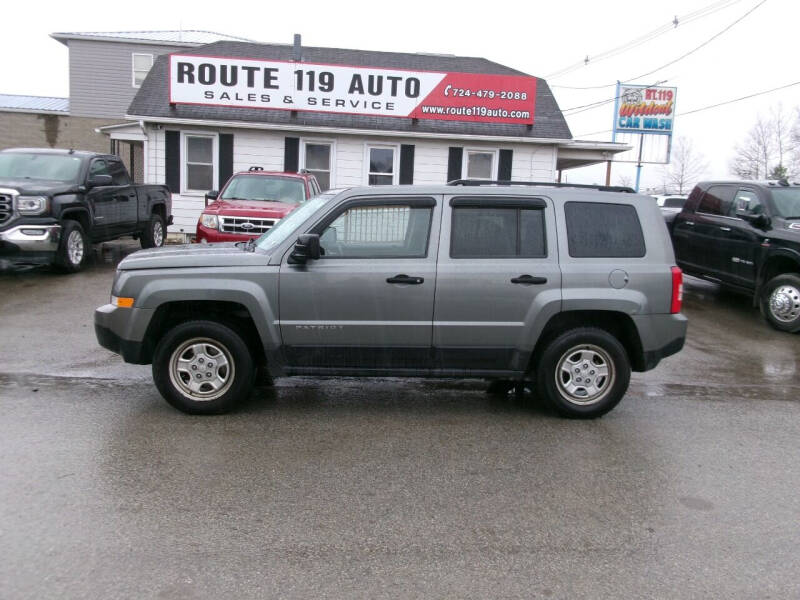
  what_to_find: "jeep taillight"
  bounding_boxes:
[671,266,683,314]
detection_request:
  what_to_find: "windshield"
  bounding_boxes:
[0,153,83,182]
[255,192,338,253]
[221,175,306,204]
[771,188,800,218]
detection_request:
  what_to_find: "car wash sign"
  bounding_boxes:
[169,54,537,125]
[613,83,676,135]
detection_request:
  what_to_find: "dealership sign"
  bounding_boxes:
[169,54,537,125]
[614,84,676,134]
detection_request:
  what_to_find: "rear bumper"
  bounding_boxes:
[633,313,688,371]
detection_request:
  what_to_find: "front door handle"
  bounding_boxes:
[720,226,731,232]
[386,274,424,285]
[511,274,548,285]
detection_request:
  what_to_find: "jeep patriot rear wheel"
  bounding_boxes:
[535,327,631,418]
[152,320,255,414]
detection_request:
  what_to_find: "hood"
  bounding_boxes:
[0,179,80,196]
[205,199,298,218]
[772,217,800,242]
[118,242,269,270]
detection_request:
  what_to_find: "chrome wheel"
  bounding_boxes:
[153,220,164,246]
[555,344,615,406]
[769,285,800,323]
[67,229,84,265]
[168,337,235,401]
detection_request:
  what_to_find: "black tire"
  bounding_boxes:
[140,214,165,249]
[535,327,631,419]
[152,320,255,414]
[760,273,800,333]
[54,220,88,273]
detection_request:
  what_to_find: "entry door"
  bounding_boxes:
[675,185,735,278]
[86,159,137,237]
[279,196,441,370]
[433,195,561,372]
[716,187,766,287]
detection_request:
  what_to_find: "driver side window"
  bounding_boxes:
[731,189,762,217]
[319,201,432,258]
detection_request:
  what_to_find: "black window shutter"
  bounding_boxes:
[447,147,463,182]
[399,144,415,184]
[284,137,300,172]
[218,133,234,189]
[499,149,513,180]
[165,130,180,194]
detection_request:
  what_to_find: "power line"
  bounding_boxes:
[573,80,800,138]
[545,0,744,81]
[560,80,669,114]
[622,0,766,84]
[559,0,765,115]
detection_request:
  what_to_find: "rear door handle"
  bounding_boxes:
[386,274,424,285]
[685,221,695,226]
[511,275,548,285]
[720,226,731,232]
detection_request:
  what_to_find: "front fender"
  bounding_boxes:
[120,267,280,354]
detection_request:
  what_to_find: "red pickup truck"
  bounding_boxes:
[195,168,321,243]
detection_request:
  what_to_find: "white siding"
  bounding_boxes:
[148,125,559,237]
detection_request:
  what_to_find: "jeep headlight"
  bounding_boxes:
[17,196,48,215]
[200,214,219,229]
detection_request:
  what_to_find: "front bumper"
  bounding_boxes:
[194,223,256,243]
[94,303,156,364]
[0,224,61,267]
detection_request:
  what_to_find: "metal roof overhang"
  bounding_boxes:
[556,140,632,171]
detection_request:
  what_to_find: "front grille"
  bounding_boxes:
[0,194,12,225]
[220,216,277,235]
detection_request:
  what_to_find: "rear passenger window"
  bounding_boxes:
[451,206,546,258]
[564,202,645,258]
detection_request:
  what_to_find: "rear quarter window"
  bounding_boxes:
[564,201,646,258]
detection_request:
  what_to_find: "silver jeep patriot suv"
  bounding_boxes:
[95,181,687,418]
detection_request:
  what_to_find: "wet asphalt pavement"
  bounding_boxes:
[1,242,799,599]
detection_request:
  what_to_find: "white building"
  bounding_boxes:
[100,37,628,239]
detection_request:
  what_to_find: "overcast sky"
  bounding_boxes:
[2,0,798,189]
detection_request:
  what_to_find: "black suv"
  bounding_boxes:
[670,180,800,332]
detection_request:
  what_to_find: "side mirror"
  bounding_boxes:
[288,233,321,264]
[88,174,113,188]
[205,190,219,207]
[736,209,769,228]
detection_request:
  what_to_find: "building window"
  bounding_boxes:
[464,150,496,180]
[184,134,216,193]
[302,141,333,191]
[132,53,154,88]
[366,145,397,185]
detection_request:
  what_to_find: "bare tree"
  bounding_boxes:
[617,174,632,188]
[730,116,775,179]
[663,136,709,194]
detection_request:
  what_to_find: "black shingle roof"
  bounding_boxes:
[128,41,572,140]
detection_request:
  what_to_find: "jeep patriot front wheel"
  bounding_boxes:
[152,320,255,414]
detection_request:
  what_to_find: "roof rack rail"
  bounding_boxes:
[447,179,636,193]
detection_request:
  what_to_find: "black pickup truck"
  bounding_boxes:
[669,180,800,332]
[0,148,171,272]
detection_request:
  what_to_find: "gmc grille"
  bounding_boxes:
[220,216,277,235]
[0,194,12,225]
